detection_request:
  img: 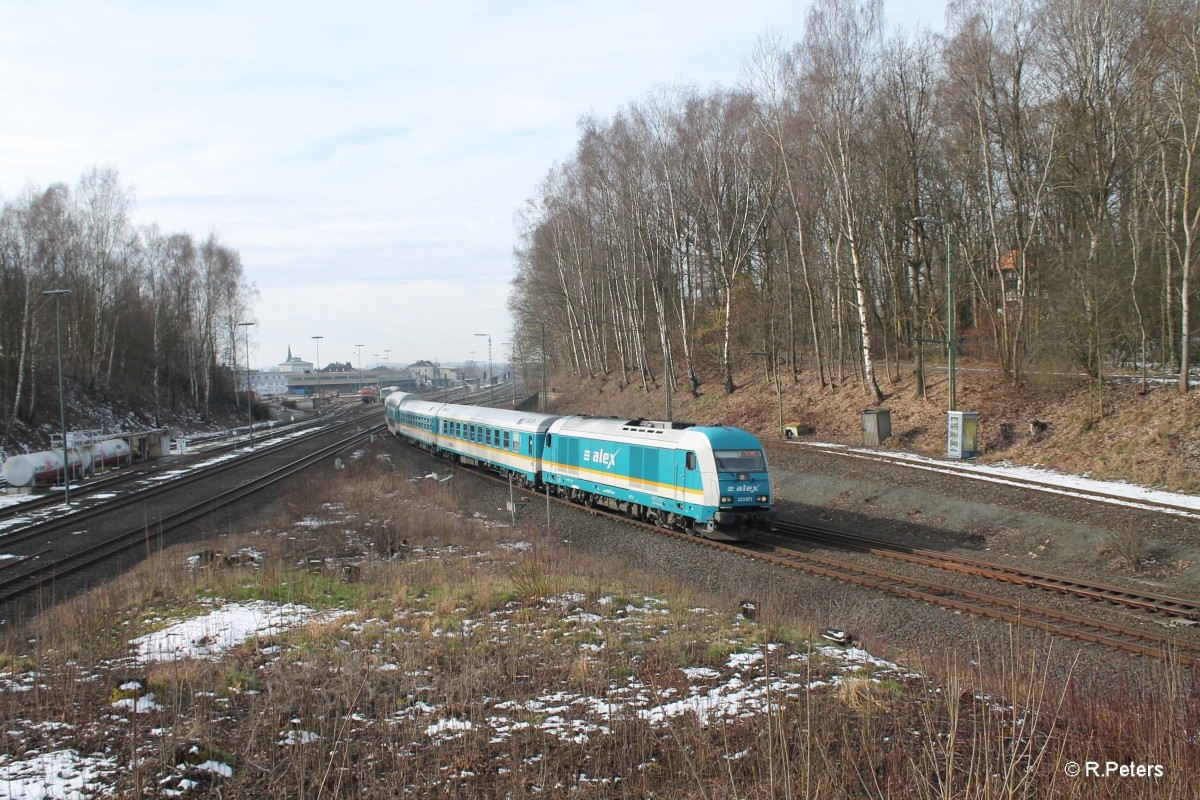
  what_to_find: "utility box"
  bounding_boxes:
[784,422,813,439]
[861,408,891,447]
[947,411,979,459]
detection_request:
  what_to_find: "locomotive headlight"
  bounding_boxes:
[720,496,733,504]
[756,494,769,503]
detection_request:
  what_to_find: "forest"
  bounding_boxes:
[508,0,1199,406]
[0,167,254,449]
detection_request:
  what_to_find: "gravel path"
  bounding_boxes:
[765,444,1200,595]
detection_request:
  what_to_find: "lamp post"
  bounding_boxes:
[42,289,72,504]
[913,217,956,412]
[475,333,491,401]
[311,335,323,408]
[502,341,517,408]
[748,351,785,437]
[239,321,255,446]
[539,322,546,413]
[356,344,364,391]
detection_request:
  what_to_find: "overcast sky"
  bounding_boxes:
[0,1,945,370]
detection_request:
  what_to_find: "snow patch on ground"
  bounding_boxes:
[129,600,345,663]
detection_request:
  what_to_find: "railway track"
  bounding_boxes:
[737,535,1200,665]
[0,409,382,548]
[770,519,1200,621]
[775,440,1200,519]
[0,403,374,523]
[0,421,384,613]
[384,434,1200,665]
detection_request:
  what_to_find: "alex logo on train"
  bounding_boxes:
[727,484,761,493]
[583,448,621,469]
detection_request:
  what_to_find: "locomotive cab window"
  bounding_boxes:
[714,450,766,473]
[685,452,697,471]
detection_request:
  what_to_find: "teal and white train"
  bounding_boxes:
[385,392,773,540]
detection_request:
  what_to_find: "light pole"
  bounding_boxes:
[43,289,72,504]
[356,344,364,391]
[539,322,546,413]
[748,351,785,437]
[913,217,956,412]
[475,333,491,400]
[311,335,323,408]
[239,321,255,446]
[502,341,517,408]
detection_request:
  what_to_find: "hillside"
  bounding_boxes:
[544,363,1200,495]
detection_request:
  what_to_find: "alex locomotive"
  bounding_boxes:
[384,392,773,540]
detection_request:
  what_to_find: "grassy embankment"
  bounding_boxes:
[1,452,1195,798]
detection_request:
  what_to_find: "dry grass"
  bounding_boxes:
[0,452,1196,798]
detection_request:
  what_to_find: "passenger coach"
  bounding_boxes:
[433,405,558,485]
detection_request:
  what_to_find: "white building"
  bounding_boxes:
[277,345,313,373]
[249,369,289,397]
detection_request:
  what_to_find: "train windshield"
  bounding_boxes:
[714,450,766,473]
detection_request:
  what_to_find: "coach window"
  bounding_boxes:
[503,431,510,449]
[486,428,492,446]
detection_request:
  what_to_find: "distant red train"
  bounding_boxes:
[359,386,379,403]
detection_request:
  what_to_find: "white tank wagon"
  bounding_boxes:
[2,440,132,488]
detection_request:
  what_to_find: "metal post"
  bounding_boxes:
[659,280,672,421]
[913,217,955,411]
[502,341,516,408]
[43,289,72,504]
[356,344,363,392]
[539,322,546,414]
[945,224,956,412]
[312,335,323,408]
[239,321,255,446]
[475,333,491,402]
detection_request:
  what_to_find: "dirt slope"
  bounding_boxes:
[544,362,1200,495]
